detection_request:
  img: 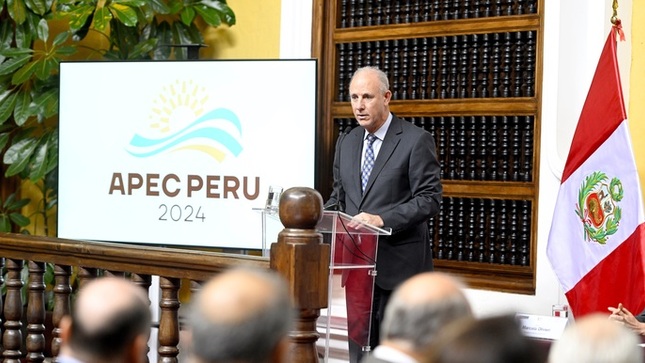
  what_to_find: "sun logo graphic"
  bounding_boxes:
[574,171,623,245]
[126,80,242,162]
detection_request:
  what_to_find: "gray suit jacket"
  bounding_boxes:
[326,115,442,290]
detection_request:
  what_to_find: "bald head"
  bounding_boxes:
[189,266,294,363]
[75,277,149,332]
[196,267,281,324]
[61,277,151,363]
[394,271,468,305]
[380,272,472,356]
[549,313,643,363]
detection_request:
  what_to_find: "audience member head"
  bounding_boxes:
[188,266,295,363]
[59,276,152,363]
[424,314,543,363]
[548,312,643,363]
[378,272,472,361]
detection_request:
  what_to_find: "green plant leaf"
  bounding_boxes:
[15,21,33,48]
[138,3,154,23]
[44,129,58,174]
[2,192,16,209]
[44,263,54,287]
[0,132,10,151]
[36,18,49,42]
[180,6,195,26]
[26,8,43,33]
[4,137,38,176]
[66,4,95,32]
[201,0,235,25]
[151,20,172,59]
[0,54,31,76]
[12,59,38,85]
[170,22,195,59]
[109,3,138,27]
[167,0,182,14]
[93,6,112,31]
[28,136,49,181]
[186,22,203,44]
[9,212,31,227]
[54,45,76,56]
[148,0,170,14]
[0,91,18,125]
[195,5,221,27]
[127,38,157,59]
[6,196,30,210]
[0,215,11,232]
[0,22,14,63]
[0,48,33,57]
[34,56,52,80]
[114,0,146,7]
[7,0,28,25]
[31,88,58,120]
[12,89,31,126]
[52,31,69,46]
[24,0,49,16]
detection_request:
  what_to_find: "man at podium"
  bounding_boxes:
[325,66,443,362]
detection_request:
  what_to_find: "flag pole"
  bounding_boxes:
[611,0,619,24]
[610,0,625,41]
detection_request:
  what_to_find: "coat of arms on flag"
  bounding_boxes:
[576,172,623,244]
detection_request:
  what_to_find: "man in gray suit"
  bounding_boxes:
[326,66,442,361]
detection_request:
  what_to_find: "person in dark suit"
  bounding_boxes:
[325,66,442,361]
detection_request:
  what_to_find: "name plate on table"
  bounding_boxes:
[515,313,569,340]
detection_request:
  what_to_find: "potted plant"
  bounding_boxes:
[0,0,236,236]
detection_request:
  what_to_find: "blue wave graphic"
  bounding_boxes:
[127,108,242,159]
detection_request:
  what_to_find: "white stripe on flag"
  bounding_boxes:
[547,119,645,292]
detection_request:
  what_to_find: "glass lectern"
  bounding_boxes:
[317,211,391,362]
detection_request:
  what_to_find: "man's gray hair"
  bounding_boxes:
[189,267,294,363]
[380,283,471,350]
[351,66,390,94]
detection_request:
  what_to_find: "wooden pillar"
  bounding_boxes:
[51,265,71,362]
[270,187,330,362]
[158,277,180,363]
[3,258,24,362]
[26,261,46,363]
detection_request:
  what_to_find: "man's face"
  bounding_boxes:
[349,71,391,133]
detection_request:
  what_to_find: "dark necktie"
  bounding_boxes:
[361,134,377,193]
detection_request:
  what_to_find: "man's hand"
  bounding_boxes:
[351,212,384,228]
[608,303,645,335]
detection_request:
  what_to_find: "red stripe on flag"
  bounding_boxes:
[561,28,627,183]
[565,223,645,318]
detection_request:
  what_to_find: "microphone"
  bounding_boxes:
[324,125,352,211]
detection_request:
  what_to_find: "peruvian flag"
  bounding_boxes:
[546,23,645,318]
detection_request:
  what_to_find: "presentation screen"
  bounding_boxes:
[58,59,317,249]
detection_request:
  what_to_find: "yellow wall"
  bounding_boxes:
[631,3,645,195]
[201,0,282,60]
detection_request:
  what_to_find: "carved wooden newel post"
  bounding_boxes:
[270,187,330,362]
